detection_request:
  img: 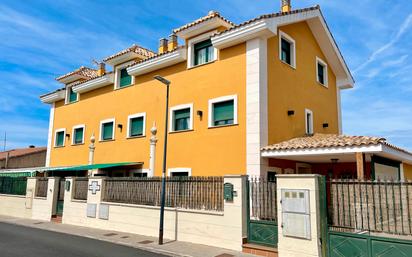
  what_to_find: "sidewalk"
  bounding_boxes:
[0,215,256,257]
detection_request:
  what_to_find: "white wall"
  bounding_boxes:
[62,176,247,251]
[31,177,58,221]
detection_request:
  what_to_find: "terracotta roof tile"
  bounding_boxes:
[262,134,412,155]
[173,10,235,34]
[0,147,47,160]
[56,66,98,82]
[103,44,156,62]
[127,45,186,68]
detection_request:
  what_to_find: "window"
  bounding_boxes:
[54,129,65,147]
[170,104,193,132]
[133,172,148,178]
[119,68,132,88]
[66,87,78,103]
[194,39,214,66]
[168,168,192,177]
[127,113,146,138]
[72,125,85,145]
[208,95,238,127]
[100,119,115,141]
[279,31,296,68]
[305,109,314,135]
[316,57,328,87]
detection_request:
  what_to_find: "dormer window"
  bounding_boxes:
[119,68,132,87]
[115,61,135,89]
[66,87,78,104]
[194,39,214,66]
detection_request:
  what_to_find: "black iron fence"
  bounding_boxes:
[249,177,277,222]
[73,178,88,200]
[35,178,48,198]
[103,177,224,212]
[0,177,27,196]
[328,179,412,236]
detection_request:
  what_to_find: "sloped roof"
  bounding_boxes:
[262,134,412,155]
[173,10,235,34]
[0,147,47,160]
[103,44,156,62]
[56,66,98,82]
[127,45,186,67]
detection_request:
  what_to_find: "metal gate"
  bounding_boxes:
[247,177,278,247]
[56,178,65,216]
[327,179,412,257]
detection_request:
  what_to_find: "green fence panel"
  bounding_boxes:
[329,233,369,257]
[248,220,278,247]
[371,237,412,257]
[0,177,27,195]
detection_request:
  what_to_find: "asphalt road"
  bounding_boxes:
[0,222,166,257]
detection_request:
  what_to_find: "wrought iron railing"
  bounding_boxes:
[35,178,48,198]
[328,179,412,236]
[73,178,88,200]
[103,177,224,212]
[249,177,277,222]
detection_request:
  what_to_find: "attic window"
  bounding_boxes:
[279,31,296,68]
[194,39,214,66]
[115,61,135,89]
[66,87,78,104]
[316,57,328,87]
[119,68,132,87]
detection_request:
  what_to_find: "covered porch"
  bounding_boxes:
[261,134,412,181]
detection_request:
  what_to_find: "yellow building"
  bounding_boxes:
[40,4,412,179]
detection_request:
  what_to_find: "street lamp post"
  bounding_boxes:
[154,75,171,245]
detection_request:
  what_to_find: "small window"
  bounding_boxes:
[279,31,296,68]
[55,130,65,147]
[213,100,234,126]
[316,57,328,87]
[73,126,84,145]
[133,172,148,178]
[119,68,132,87]
[100,120,115,141]
[194,39,214,66]
[67,87,78,103]
[128,114,145,138]
[305,109,314,135]
[171,172,189,177]
[173,108,190,131]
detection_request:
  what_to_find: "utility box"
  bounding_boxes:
[281,189,311,239]
[224,183,234,201]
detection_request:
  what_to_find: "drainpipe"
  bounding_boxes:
[149,123,158,177]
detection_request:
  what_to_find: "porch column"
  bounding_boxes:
[356,152,364,179]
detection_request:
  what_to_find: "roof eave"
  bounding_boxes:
[176,17,233,40]
[40,90,66,104]
[72,73,115,94]
[104,52,146,66]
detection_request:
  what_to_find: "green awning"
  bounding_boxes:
[45,162,142,172]
[0,171,35,177]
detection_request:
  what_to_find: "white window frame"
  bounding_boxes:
[208,95,238,128]
[65,86,79,104]
[167,168,192,177]
[169,103,193,132]
[54,128,66,147]
[316,57,328,87]
[71,124,85,145]
[279,30,296,69]
[114,60,135,89]
[305,109,314,135]
[187,30,218,68]
[127,112,146,138]
[99,118,116,141]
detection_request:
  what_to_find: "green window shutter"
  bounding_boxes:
[102,122,114,140]
[318,63,325,84]
[281,38,291,65]
[194,39,213,66]
[74,128,84,144]
[69,87,78,103]
[213,100,234,126]
[130,117,144,137]
[56,131,65,146]
[119,68,132,87]
[173,108,190,131]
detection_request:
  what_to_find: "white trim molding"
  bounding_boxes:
[316,56,328,87]
[208,95,238,128]
[169,103,194,132]
[187,31,218,69]
[54,128,66,147]
[114,61,135,90]
[127,47,187,76]
[305,109,314,135]
[45,103,55,167]
[246,38,268,177]
[99,118,116,141]
[72,73,115,94]
[40,90,66,104]
[167,168,192,177]
[279,30,296,69]
[71,124,86,145]
[127,112,146,138]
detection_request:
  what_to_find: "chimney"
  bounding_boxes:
[158,38,169,54]
[281,0,291,12]
[97,62,106,76]
[168,34,178,50]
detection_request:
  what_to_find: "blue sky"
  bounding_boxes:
[0,0,411,150]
